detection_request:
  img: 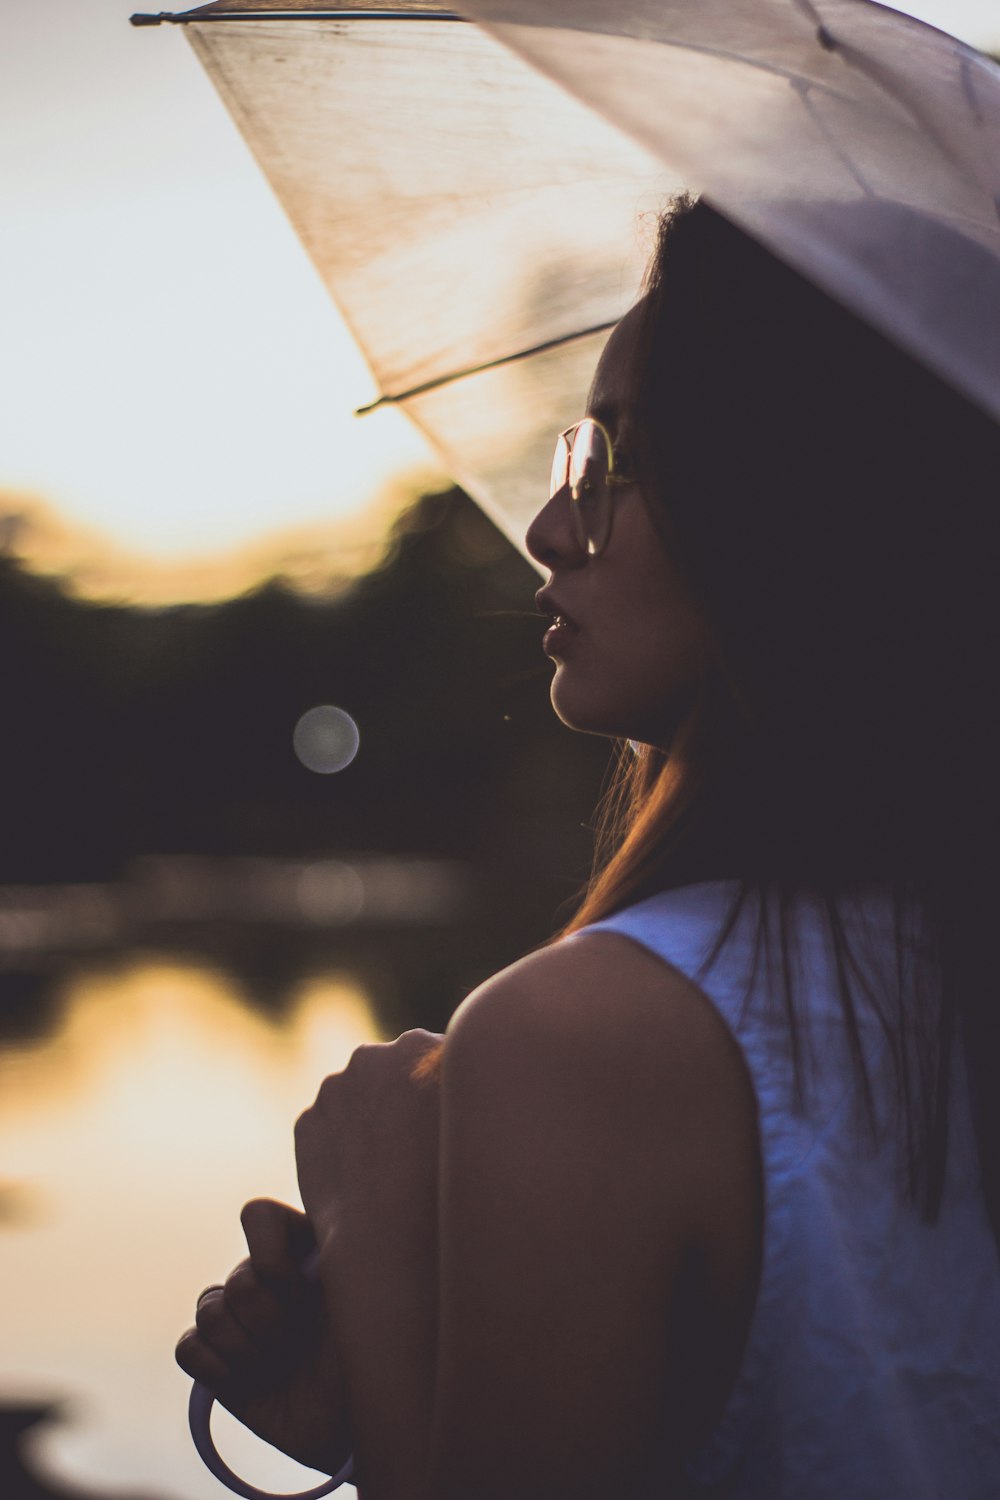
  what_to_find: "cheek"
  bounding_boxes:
[547,490,711,739]
[618,603,703,718]
[551,588,706,743]
[608,530,701,667]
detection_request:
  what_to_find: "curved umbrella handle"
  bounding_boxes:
[188,1383,355,1499]
[188,1248,354,1497]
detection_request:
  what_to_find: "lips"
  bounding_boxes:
[535,588,578,632]
[536,587,580,658]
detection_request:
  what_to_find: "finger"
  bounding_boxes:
[222,1259,288,1349]
[175,1326,234,1390]
[194,1285,262,1366]
[241,1198,316,1282]
[396,1027,446,1048]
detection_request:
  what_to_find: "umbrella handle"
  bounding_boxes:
[188,1384,354,1499]
[188,1249,355,1498]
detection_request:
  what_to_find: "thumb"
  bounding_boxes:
[240,1198,316,1284]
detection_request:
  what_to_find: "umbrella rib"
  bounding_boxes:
[354,322,619,415]
[129,4,925,132]
[130,9,468,23]
[791,78,877,199]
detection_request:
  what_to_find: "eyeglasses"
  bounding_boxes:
[549,416,636,557]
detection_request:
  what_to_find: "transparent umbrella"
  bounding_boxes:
[129,7,1000,1496]
[130,0,1000,559]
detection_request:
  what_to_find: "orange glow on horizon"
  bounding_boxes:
[0,466,444,606]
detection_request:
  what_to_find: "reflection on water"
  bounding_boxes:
[0,958,380,1499]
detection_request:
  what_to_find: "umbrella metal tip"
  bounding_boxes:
[129,11,170,24]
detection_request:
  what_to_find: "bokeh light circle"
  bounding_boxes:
[293,705,360,774]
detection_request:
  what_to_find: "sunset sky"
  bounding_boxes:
[1,0,998,600]
[0,0,443,598]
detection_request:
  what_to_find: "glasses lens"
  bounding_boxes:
[550,432,571,499]
[569,419,612,555]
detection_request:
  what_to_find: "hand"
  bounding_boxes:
[175,1198,352,1477]
[294,1030,444,1494]
[294,1029,443,1254]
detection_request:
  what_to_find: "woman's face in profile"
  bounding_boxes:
[526,304,711,750]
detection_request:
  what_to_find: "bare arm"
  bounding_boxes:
[185,936,757,1499]
[425,935,719,1498]
[296,935,755,1499]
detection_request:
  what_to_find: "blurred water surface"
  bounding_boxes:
[0,956,378,1499]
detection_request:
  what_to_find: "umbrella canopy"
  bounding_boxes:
[133,0,1000,556]
[146,0,675,554]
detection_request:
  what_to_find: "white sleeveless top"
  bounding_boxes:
[579,880,1000,1498]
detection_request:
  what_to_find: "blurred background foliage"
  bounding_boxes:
[0,487,610,1045]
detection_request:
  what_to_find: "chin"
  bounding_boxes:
[549,668,682,748]
[549,673,642,741]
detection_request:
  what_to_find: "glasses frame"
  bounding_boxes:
[551,416,636,557]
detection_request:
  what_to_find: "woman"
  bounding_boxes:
[176,200,1000,1497]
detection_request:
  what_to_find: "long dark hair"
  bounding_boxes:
[563,200,1000,1243]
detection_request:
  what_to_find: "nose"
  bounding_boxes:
[525,485,588,571]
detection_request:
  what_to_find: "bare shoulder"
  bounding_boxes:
[444,930,760,1244]
[447,932,754,1123]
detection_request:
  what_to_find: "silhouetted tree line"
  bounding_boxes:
[0,489,609,1034]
